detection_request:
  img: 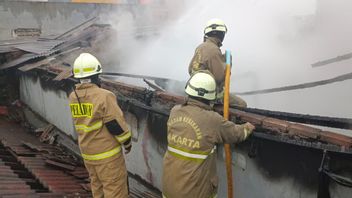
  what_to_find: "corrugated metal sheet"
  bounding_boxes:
[0,50,58,70]
[0,39,34,47]
[18,58,54,72]
[13,40,64,54]
[0,54,37,70]
[0,47,17,53]
[0,40,34,53]
[0,39,63,55]
[0,19,100,70]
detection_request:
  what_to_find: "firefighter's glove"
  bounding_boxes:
[222,53,233,68]
[217,88,224,100]
[243,122,255,140]
[124,144,132,155]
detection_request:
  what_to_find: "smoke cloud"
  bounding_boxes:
[105,0,352,128]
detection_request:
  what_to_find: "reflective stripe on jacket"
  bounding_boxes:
[75,120,103,133]
[115,131,132,143]
[167,145,216,162]
[81,146,121,161]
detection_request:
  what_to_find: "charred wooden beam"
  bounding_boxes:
[233,106,352,130]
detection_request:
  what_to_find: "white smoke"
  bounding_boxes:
[106,0,352,126]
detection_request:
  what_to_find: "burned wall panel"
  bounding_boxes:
[19,74,76,139]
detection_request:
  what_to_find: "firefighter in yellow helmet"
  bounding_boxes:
[69,53,131,198]
[162,71,255,198]
[189,18,247,107]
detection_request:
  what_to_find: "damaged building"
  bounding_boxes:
[0,1,352,198]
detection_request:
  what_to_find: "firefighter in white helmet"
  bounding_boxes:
[69,53,131,198]
[189,18,247,107]
[162,71,255,198]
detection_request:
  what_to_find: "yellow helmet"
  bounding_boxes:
[185,71,217,100]
[204,18,227,35]
[73,53,102,79]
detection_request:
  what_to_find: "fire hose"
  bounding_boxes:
[224,50,234,198]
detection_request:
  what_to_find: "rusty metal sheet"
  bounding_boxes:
[0,185,31,190]
[41,180,80,186]
[0,122,94,197]
[15,148,88,195]
[0,189,36,195]
[80,183,91,192]
[1,195,40,198]
[9,147,37,156]
[0,180,27,185]
[45,159,75,171]
[22,142,44,152]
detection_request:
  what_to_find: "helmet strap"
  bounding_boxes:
[80,79,91,84]
[188,96,211,105]
[188,83,215,97]
[72,87,84,115]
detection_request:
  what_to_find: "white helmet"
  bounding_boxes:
[204,18,227,35]
[185,71,217,100]
[73,53,102,79]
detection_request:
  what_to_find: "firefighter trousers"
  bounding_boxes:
[84,155,128,198]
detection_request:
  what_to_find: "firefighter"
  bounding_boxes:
[188,18,247,107]
[162,71,255,198]
[69,53,131,198]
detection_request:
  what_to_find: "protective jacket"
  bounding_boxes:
[162,98,249,198]
[189,37,225,88]
[69,83,131,165]
[188,37,247,107]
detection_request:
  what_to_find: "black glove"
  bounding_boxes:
[124,144,132,154]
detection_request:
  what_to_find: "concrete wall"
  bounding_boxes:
[19,74,76,139]
[124,112,165,189]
